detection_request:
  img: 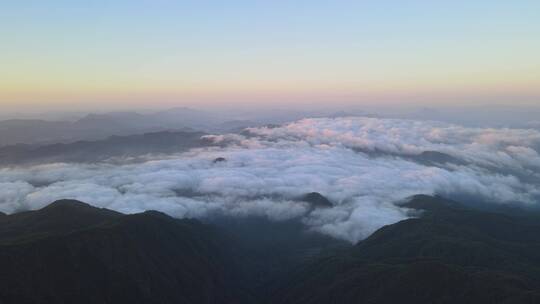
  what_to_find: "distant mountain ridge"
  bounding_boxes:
[0,108,216,147]
[0,130,210,165]
[0,108,266,147]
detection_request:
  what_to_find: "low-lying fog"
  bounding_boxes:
[1,116,539,243]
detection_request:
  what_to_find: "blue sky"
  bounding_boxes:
[1,1,539,110]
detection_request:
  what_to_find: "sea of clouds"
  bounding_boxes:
[1,117,539,243]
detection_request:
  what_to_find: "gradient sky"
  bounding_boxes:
[1,1,539,110]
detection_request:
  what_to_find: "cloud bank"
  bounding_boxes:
[1,117,539,243]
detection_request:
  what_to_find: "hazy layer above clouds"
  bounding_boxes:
[1,117,539,243]
[3,105,540,147]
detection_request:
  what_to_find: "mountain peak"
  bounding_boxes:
[301,192,333,208]
[0,200,123,244]
[213,157,227,163]
[39,199,123,220]
[42,199,94,210]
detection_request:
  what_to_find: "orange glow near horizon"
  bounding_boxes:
[1,1,539,110]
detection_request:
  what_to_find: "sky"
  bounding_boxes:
[1,1,539,111]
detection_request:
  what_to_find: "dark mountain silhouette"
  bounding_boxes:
[273,195,540,303]
[3,196,540,303]
[352,147,466,168]
[0,200,122,243]
[0,200,249,304]
[209,216,346,299]
[213,157,227,163]
[300,192,333,208]
[411,150,466,166]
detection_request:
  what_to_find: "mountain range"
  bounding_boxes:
[0,108,242,147]
[0,130,210,165]
[2,195,540,303]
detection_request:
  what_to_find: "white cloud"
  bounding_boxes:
[1,117,539,243]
